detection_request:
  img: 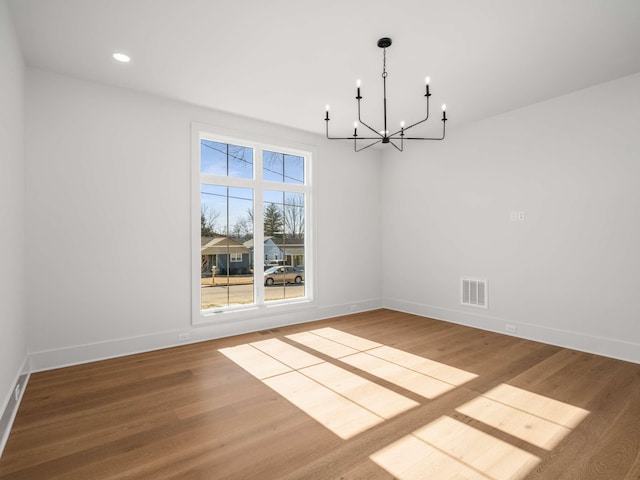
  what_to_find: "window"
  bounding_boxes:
[193,127,313,323]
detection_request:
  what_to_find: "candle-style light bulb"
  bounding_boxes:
[356,79,361,87]
[400,121,405,128]
[425,76,430,85]
[441,104,447,121]
[353,121,358,136]
[356,79,361,99]
[425,76,431,97]
[326,104,330,111]
[325,104,330,121]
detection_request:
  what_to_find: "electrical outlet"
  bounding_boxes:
[505,324,517,334]
[14,384,21,401]
[178,332,190,341]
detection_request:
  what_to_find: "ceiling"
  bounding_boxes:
[8,0,640,137]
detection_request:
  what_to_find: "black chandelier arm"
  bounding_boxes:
[401,120,446,140]
[398,95,431,135]
[354,138,383,152]
[388,139,404,152]
[327,111,385,141]
[325,129,388,142]
[326,133,356,140]
[325,119,354,140]
[326,131,398,142]
[326,108,383,141]
[357,99,384,138]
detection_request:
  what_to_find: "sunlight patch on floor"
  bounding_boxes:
[221,330,590,476]
[371,416,540,480]
[264,371,385,439]
[341,352,455,399]
[299,362,418,420]
[372,434,489,480]
[483,383,590,429]
[286,331,360,358]
[218,343,292,379]
[287,328,478,399]
[456,384,590,450]
[250,338,324,369]
[367,345,478,386]
[219,338,418,439]
[311,327,383,350]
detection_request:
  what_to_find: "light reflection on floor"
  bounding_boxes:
[371,384,590,479]
[219,337,418,439]
[456,384,590,450]
[288,327,478,399]
[285,331,361,358]
[219,328,590,479]
[371,416,540,480]
[264,370,386,439]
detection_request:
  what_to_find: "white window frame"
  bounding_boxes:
[191,124,315,325]
[229,253,243,263]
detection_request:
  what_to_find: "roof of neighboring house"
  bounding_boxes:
[201,236,216,247]
[243,237,304,248]
[271,236,304,246]
[243,238,261,248]
[201,236,250,255]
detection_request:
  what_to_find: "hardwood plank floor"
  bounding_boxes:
[1,309,639,479]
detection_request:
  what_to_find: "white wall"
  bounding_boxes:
[25,69,382,369]
[382,73,640,363]
[21,56,640,371]
[0,0,27,426]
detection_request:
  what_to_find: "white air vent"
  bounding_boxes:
[461,277,488,309]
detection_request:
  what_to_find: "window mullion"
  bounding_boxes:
[254,147,265,305]
[201,173,253,189]
[262,181,307,194]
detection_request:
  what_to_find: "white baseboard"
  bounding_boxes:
[28,298,383,373]
[0,357,30,459]
[384,298,640,364]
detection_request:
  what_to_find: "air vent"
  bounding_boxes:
[461,277,488,309]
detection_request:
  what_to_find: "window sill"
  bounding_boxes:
[193,297,315,326]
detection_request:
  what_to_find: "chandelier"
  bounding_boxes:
[324,37,447,152]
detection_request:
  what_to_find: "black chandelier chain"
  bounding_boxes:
[324,37,447,152]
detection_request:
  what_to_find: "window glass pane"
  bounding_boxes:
[283,192,305,239]
[263,150,304,184]
[264,190,285,237]
[201,184,254,311]
[201,140,253,179]
[201,184,226,236]
[263,190,305,302]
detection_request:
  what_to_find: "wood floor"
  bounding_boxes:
[1,309,639,479]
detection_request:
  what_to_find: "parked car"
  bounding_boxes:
[264,266,304,286]
[264,260,287,270]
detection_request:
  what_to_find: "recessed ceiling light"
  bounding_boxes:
[113,53,131,63]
